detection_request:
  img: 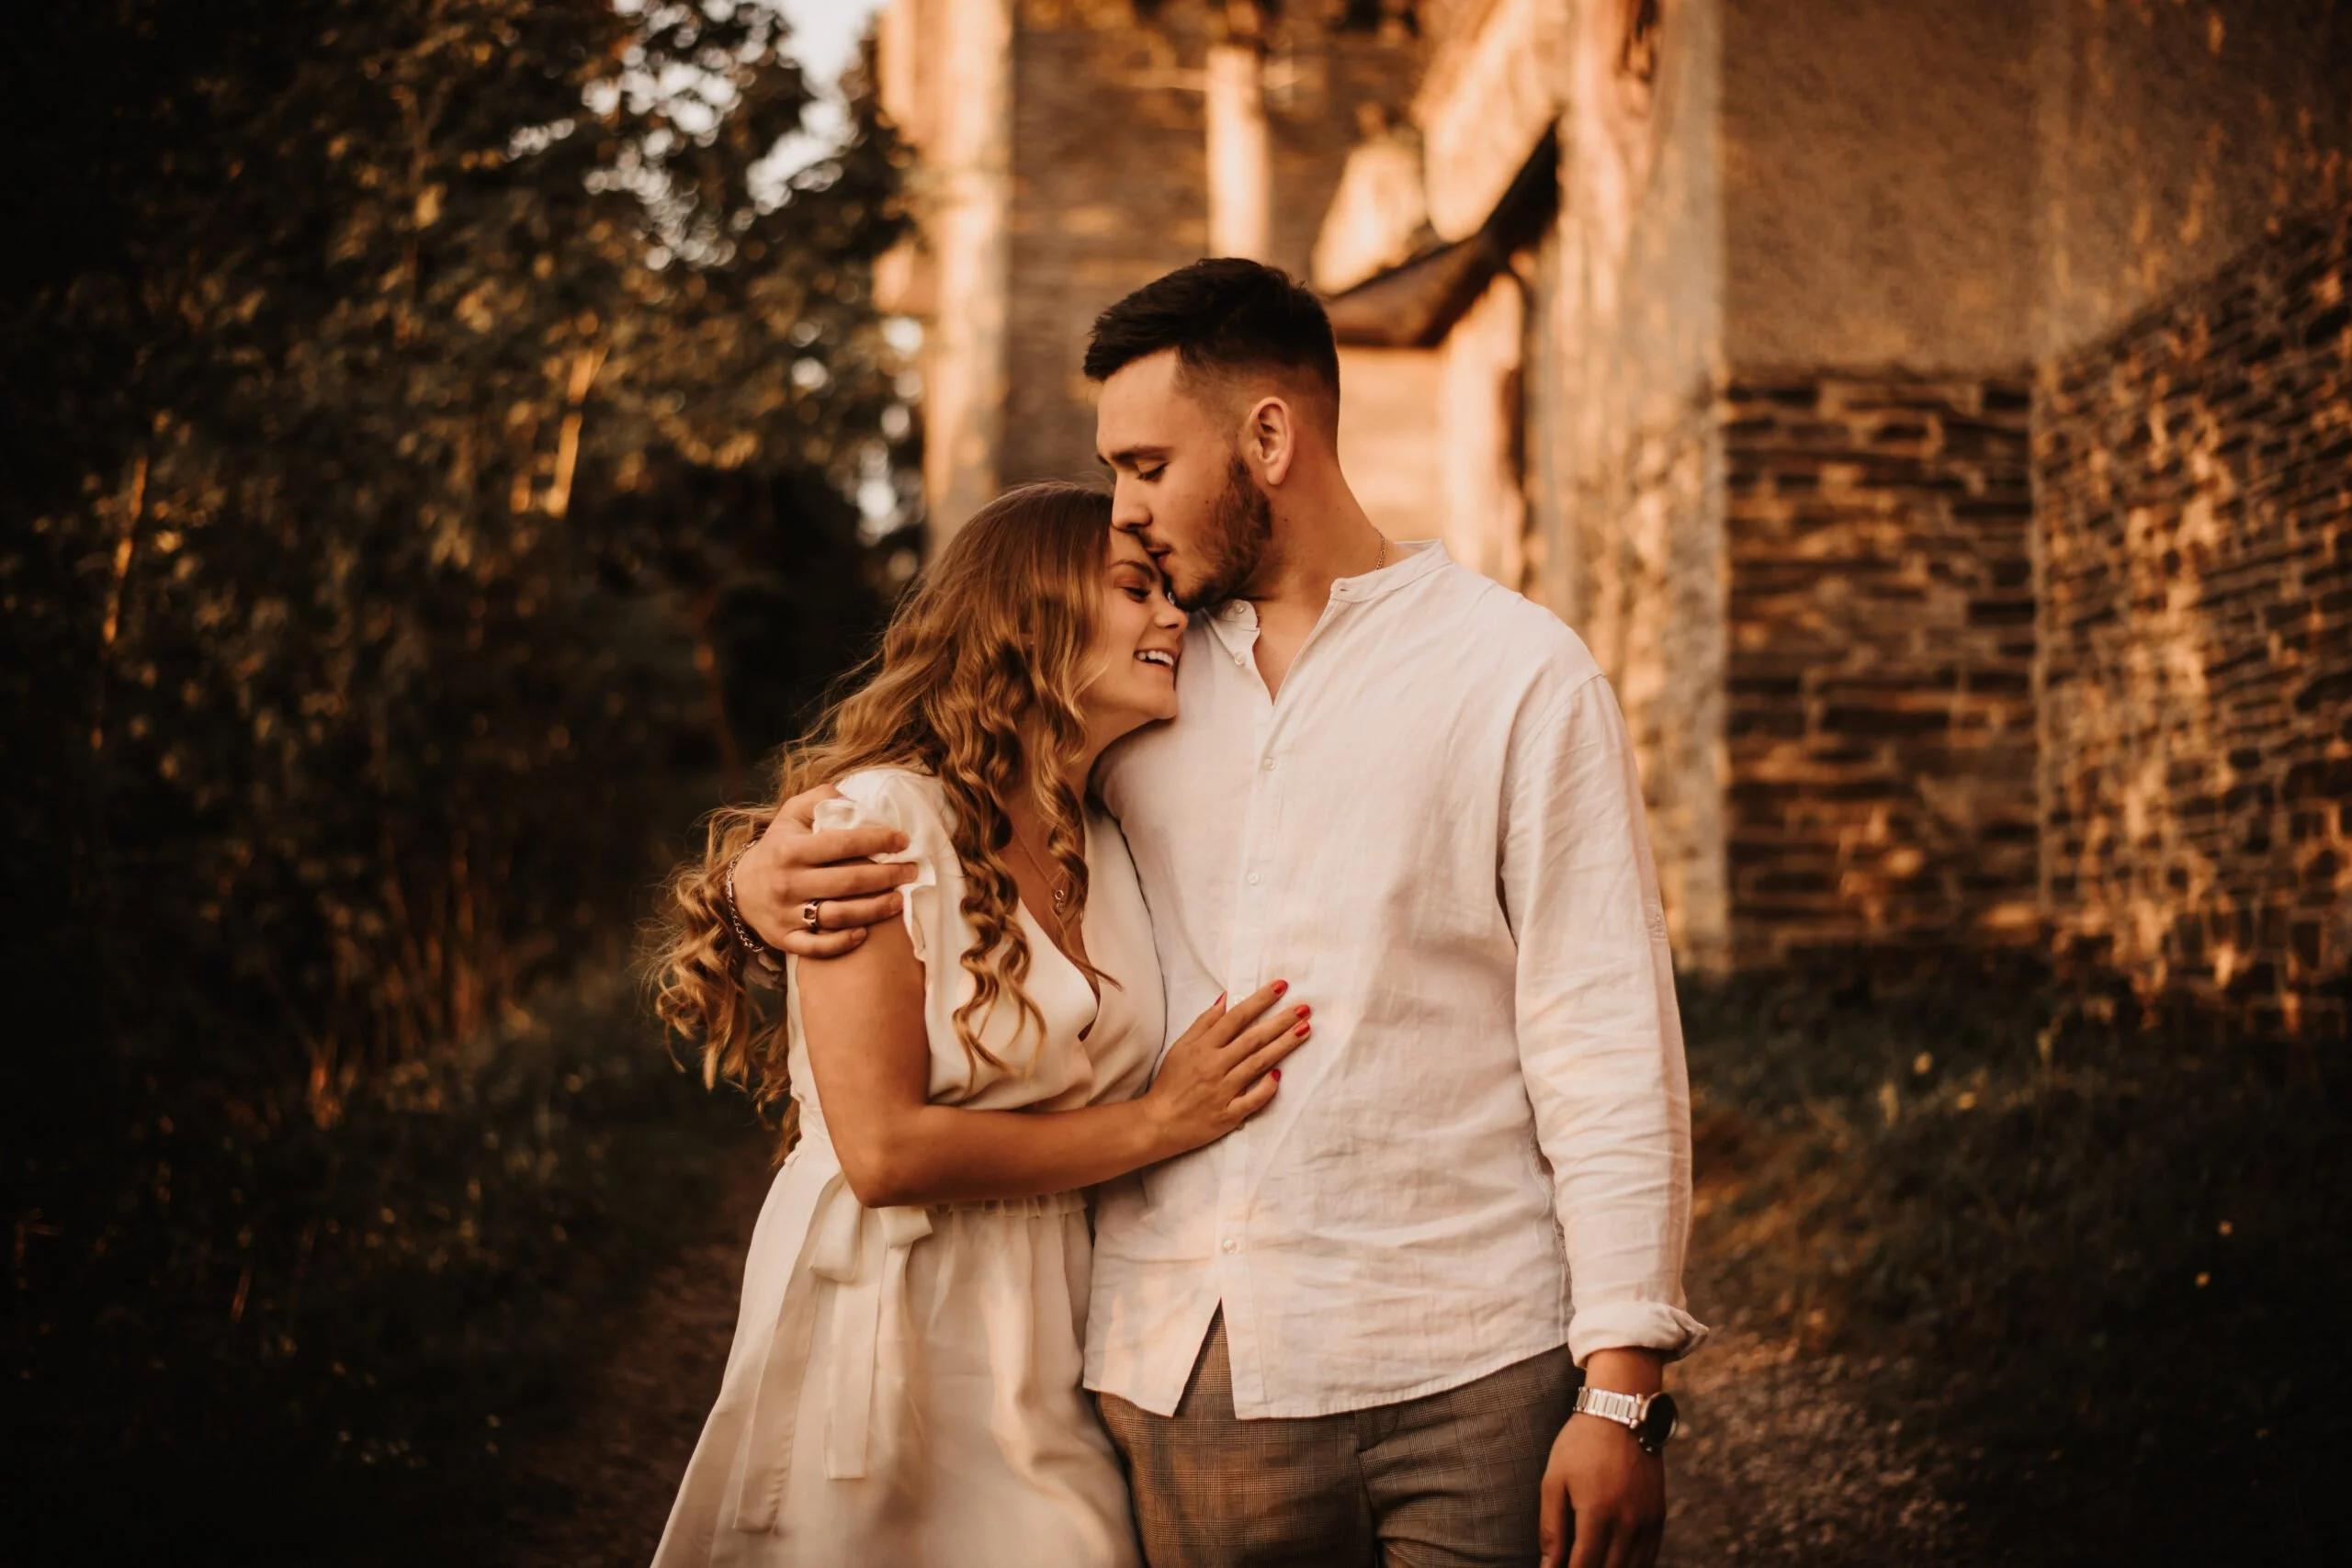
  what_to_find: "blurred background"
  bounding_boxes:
[4,2,2348,1563]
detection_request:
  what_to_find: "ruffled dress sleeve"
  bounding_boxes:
[828,768,958,969]
[825,769,982,1099]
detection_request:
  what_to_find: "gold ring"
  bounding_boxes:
[801,899,822,933]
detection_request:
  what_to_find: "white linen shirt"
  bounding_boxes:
[1083,541,1707,1420]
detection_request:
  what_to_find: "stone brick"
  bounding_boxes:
[1717,373,2041,968]
[996,4,1420,489]
[2036,201,2352,1032]
[891,1,1423,510]
[1565,394,1731,972]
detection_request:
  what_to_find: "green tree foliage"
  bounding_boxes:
[4,0,909,1114]
[0,0,913,1510]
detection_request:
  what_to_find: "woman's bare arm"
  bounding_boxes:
[796,914,1307,1208]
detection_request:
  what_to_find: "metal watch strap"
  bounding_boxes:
[1574,1386,1648,1430]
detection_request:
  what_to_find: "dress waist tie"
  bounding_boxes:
[728,1166,933,1534]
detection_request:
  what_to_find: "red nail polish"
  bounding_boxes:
[1272,979,1289,996]
[1295,1004,1311,1020]
[1294,1022,1311,1037]
[1215,991,1227,1007]
[1271,1068,1282,1083]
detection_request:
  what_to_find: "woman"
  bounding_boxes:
[648,482,1309,1567]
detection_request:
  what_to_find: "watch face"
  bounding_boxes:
[1636,1392,1679,1451]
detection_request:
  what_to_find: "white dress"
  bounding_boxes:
[653,767,1162,1568]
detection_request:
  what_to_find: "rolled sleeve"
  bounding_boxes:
[1502,671,1709,1368]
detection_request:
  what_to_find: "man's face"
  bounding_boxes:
[1095,349,1273,611]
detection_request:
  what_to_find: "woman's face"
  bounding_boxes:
[1080,526,1186,737]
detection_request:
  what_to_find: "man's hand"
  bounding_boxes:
[735,784,919,958]
[1540,1349,1668,1568]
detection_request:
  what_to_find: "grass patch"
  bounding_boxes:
[1681,958,2351,1564]
[7,969,765,1564]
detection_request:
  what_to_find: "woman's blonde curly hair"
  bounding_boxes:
[650,482,1119,1148]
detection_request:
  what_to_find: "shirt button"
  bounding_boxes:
[1262,757,1276,771]
[1246,872,1261,886]
[1234,654,1247,667]
[1220,1236,1240,1254]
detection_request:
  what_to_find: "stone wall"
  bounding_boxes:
[1722,374,2042,968]
[1335,345,1447,540]
[2036,202,2352,1032]
[1413,0,1567,242]
[1571,389,1729,972]
[1001,4,1212,487]
[1531,0,1731,968]
[1367,0,2352,1018]
[881,0,1016,534]
[999,2,1423,488]
[1268,28,1431,293]
[1722,0,2038,375]
[2031,0,2352,363]
[1434,275,1527,586]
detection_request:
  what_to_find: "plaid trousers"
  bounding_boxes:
[1095,1313,1580,1567]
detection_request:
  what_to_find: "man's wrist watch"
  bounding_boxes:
[1572,1386,1679,1454]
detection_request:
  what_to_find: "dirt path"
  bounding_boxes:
[1657,1117,1973,1568]
[505,1156,1966,1566]
[1661,1285,1964,1563]
[505,1160,771,1568]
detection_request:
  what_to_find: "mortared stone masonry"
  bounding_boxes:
[2036,202,2352,1033]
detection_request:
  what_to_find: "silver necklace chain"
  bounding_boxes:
[1009,829,1072,921]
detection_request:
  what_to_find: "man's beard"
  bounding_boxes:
[1171,456,1274,613]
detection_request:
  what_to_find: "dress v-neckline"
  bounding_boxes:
[1011,816,1102,1036]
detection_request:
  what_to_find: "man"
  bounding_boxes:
[737,260,1704,1568]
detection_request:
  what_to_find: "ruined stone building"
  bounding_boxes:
[872,0,1423,524]
[876,0,2352,1033]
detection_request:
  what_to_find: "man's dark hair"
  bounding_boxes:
[1083,258,1340,412]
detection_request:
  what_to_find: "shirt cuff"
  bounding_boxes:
[1566,1301,1711,1368]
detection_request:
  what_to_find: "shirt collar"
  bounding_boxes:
[1202,538,1450,648]
[1331,537,1448,604]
